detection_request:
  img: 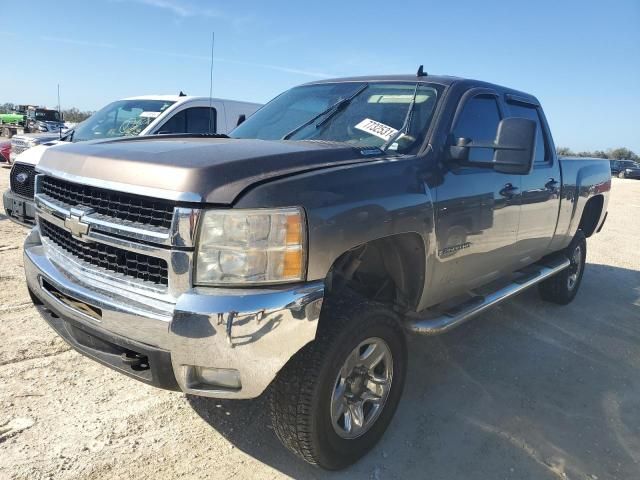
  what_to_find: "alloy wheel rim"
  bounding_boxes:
[330,337,393,439]
[568,244,582,290]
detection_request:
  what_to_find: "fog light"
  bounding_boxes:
[191,366,242,390]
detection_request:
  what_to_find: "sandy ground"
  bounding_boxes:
[0,166,639,480]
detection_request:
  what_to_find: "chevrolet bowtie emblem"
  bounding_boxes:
[64,207,94,239]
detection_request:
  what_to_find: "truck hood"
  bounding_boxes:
[37,137,384,204]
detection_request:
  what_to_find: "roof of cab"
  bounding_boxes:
[302,74,539,104]
[121,95,261,106]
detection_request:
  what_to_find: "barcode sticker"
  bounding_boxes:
[354,118,398,141]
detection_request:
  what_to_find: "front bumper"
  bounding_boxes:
[3,189,36,226]
[24,228,324,399]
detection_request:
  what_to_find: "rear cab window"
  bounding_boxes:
[506,100,550,165]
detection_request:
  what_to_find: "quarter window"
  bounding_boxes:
[453,95,501,162]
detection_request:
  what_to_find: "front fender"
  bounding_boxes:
[234,156,435,287]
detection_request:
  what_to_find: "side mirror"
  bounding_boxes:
[492,117,536,175]
[447,117,536,175]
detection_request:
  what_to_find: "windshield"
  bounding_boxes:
[34,110,61,122]
[71,99,175,142]
[231,82,440,153]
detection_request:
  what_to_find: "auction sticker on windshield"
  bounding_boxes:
[355,118,398,141]
[140,112,161,118]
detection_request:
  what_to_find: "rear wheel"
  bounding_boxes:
[270,295,407,470]
[538,230,586,305]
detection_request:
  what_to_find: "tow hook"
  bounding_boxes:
[120,351,150,371]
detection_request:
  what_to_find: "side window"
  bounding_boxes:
[507,102,548,164]
[453,96,501,162]
[158,110,186,133]
[158,107,216,134]
[185,107,216,134]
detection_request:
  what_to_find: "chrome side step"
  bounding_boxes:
[405,255,570,336]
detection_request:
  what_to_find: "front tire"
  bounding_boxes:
[538,230,586,305]
[618,171,626,179]
[270,295,407,470]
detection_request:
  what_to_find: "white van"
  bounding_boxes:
[4,95,261,225]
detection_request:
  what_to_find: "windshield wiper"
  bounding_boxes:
[381,82,421,151]
[281,83,368,140]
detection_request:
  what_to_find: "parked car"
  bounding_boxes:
[0,140,10,163]
[9,132,68,163]
[26,107,65,133]
[1,106,65,138]
[610,159,640,179]
[3,95,261,225]
[23,73,610,469]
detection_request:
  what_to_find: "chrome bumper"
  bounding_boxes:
[24,228,324,399]
[3,189,36,227]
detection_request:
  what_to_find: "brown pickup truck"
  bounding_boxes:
[23,72,610,469]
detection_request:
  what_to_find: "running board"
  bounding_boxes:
[405,255,571,336]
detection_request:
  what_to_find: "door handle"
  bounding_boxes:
[499,183,519,198]
[545,178,559,190]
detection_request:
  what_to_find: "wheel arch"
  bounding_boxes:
[578,194,604,238]
[323,232,426,313]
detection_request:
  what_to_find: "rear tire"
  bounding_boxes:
[538,230,586,305]
[270,294,407,470]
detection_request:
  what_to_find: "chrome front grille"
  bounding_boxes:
[11,138,29,156]
[40,218,169,286]
[41,176,176,229]
[34,173,198,301]
[10,163,36,198]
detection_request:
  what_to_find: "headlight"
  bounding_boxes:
[195,207,306,285]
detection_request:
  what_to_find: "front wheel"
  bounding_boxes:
[270,295,407,469]
[538,230,586,305]
[618,171,626,179]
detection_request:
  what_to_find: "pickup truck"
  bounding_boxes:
[23,73,610,469]
[3,95,261,226]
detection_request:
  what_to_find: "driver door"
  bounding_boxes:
[431,91,522,302]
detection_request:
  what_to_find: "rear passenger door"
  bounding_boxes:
[505,97,561,260]
[155,107,218,134]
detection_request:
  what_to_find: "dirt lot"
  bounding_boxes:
[0,166,639,480]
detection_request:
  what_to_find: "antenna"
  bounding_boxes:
[208,31,215,134]
[57,83,62,139]
[417,65,427,77]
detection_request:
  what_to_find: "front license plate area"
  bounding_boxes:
[11,198,25,216]
[41,278,102,322]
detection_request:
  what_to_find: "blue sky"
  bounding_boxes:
[2,0,639,151]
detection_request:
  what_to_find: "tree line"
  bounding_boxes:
[556,147,638,161]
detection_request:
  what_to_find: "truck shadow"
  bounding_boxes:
[187,262,640,479]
